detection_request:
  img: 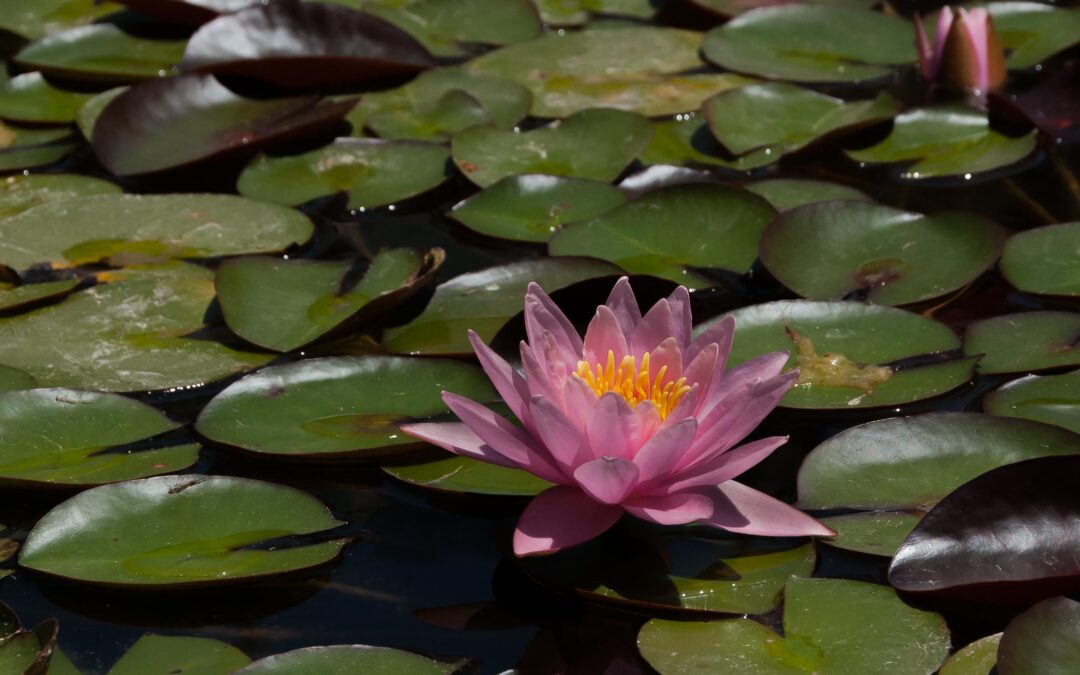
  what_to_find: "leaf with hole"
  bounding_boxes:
[818,511,923,557]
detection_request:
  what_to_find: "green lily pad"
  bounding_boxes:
[534,0,661,25]
[236,645,466,674]
[217,249,439,352]
[0,388,199,489]
[702,6,916,83]
[639,115,774,171]
[237,138,451,210]
[108,635,251,675]
[0,193,313,269]
[19,474,346,587]
[818,511,924,557]
[75,86,126,140]
[744,178,870,211]
[710,300,975,409]
[847,106,1038,180]
[966,2,1080,70]
[704,84,899,164]
[0,124,76,172]
[470,27,744,117]
[760,201,1006,305]
[14,24,187,83]
[196,356,495,459]
[383,257,621,355]
[549,183,775,288]
[0,173,120,219]
[384,454,552,496]
[370,0,540,53]
[1000,222,1080,296]
[0,71,92,124]
[0,279,80,313]
[0,263,272,392]
[0,0,122,41]
[449,174,627,243]
[47,647,81,675]
[797,412,1080,510]
[691,0,880,18]
[939,633,1000,675]
[347,66,530,141]
[964,311,1080,374]
[984,370,1079,434]
[638,577,950,674]
[0,365,35,391]
[451,107,651,187]
[0,620,58,675]
[998,597,1080,675]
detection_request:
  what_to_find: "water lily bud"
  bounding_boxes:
[916,6,1007,94]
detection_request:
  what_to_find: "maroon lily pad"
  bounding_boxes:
[995,62,1080,144]
[114,0,257,25]
[181,0,435,90]
[889,455,1080,604]
[91,74,355,176]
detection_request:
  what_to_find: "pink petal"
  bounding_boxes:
[678,382,756,469]
[663,436,788,493]
[702,482,836,538]
[630,298,674,357]
[680,343,718,407]
[958,8,990,91]
[698,351,789,419]
[582,305,629,366]
[468,330,531,428]
[586,393,637,460]
[561,373,598,432]
[524,283,582,360]
[623,491,715,525]
[630,400,662,449]
[605,276,642,337]
[685,314,734,370]
[686,372,796,469]
[930,6,955,78]
[648,336,683,382]
[632,418,698,483]
[400,422,524,470]
[520,339,560,405]
[513,486,623,556]
[915,12,934,79]
[574,456,640,504]
[528,395,591,472]
[666,285,692,349]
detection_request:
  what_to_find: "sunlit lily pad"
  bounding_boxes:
[939,633,1001,675]
[704,83,899,164]
[639,115,774,171]
[450,174,627,243]
[0,71,92,124]
[846,106,1038,180]
[19,474,347,587]
[196,356,495,459]
[0,279,80,314]
[702,6,916,82]
[216,249,439,352]
[639,577,950,674]
[760,201,1006,305]
[744,178,870,211]
[818,511,924,557]
[706,300,975,409]
[384,454,552,496]
[797,412,1080,510]
[367,0,541,56]
[1000,222,1080,296]
[549,183,775,288]
[0,0,123,41]
[534,0,661,25]
[237,138,451,209]
[691,0,879,18]
[14,24,187,83]
[984,370,1079,434]
[0,263,272,392]
[998,597,1080,674]
[0,193,313,269]
[237,645,466,674]
[383,258,621,355]
[0,173,120,219]
[964,311,1080,374]
[109,635,251,675]
[451,108,651,187]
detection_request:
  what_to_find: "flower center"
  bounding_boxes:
[574,350,691,420]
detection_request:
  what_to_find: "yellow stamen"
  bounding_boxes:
[574,349,691,420]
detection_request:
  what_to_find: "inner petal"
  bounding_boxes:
[574,348,693,420]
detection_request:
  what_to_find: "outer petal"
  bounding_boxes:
[400,422,523,470]
[513,486,623,556]
[468,330,531,427]
[583,305,629,366]
[702,482,835,538]
[586,393,637,460]
[524,283,582,360]
[685,314,734,370]
[632,417,698,483]
[666,285,692,349]
[574,457,640,504]
[663,436,788,493]
[529,395,591,472]
[698,351,789,419]
[630,299,674,357]
[623,491,715,525]
[605,276,642,337]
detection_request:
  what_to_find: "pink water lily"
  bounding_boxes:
[403,279,834,556]
[916,6,1006,94]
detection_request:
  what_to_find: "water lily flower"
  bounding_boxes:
[916,6,1006,94]
[402,279,834,556]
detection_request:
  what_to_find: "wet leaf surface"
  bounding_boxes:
[964,311,1080,374]
[983,370,1080,434]
[818,511,923,558]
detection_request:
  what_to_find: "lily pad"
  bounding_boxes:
[469,27,742,117]
[534,0,661,25]
[0,173,120,219]
[0,619,58,675]
[0,124,76,172]
[798,412,1080,510]
[939,633,1001,675]
[0,0,123,41]
[760,201,1006,305]
[236,645,465,674]
[382,258,621,355]
[92,74,355,176]
[744,178,870,211]
[237,138,451,209]
[639,115,774,171]
[998,597,1080,675]
[846,106,1038,180]
[701,6,916,83]
[14,24,187,83]
[109,635,251,675]
[704,83,899,164]
[818,511,924,557]
[196,356,495,459]
[983,370,1080,434]
[114,0,258,24]
[19,474,347,587]
[963,311,1080,374]
[384,454,552,496]
[75,86,125,140]
[708,300,975,409]
[1000,222,1080,296]
[451,107,651,187]
[691,0,879,18]
[449,174,627,243]
[0,193,313,269]
[638,577,950,674]
[367,0,541,55]
[0,366,35,391]
[0,71,93,124]
[0,263,272,392]
[0,280,80,314]
[548,183,776,287]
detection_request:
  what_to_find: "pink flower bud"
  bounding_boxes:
[916,6,1007,94]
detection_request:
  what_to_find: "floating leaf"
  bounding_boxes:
[939,633,1001,675]
[237,138,450,209]
[383,258,621,355]
[0,619,58,675]
[451,108,651,187]
[534,0,661,25]
[744,178,870,211]
[639,115,773,171]
[20,474,346,587]
[0,366,35,392]
[75,86,125,140]
[1000,222,1080,296]
[846,106,1038,180]
[0,280,80,314]
[0,173,120,219]
[384,454,552,496]
[114,0,258,24]
[236,645,465,674]
[998,597,1080,675]
[0,124,76,172]
[964,311,1080,374]
[0,71,92,124]
[984,370,1079,435]
[0,0,123,41]
[197,356,495,459]
[925,2,1080,71]
[639,577,950,674]
[549,183,775,287]
[818,511,924,557]
[691,0,879,18]
[760,201,1006,305]
[108,635,251,675]
[1005,62,1080,143]
[702,6,915,83]
[14,24,187,83]
[367,0,541,56]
